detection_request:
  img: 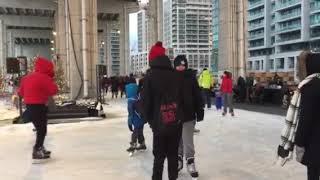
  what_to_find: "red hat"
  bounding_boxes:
[148,41,165,61]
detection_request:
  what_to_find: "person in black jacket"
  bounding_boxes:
[295,51,320,180]
[141,42,184,180]
[173,55,204,178]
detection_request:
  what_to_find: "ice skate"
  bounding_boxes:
[126,143,136,157]
[135,144,147,151]
[178,155,183,172]
[42,146,51,156]
[222,112,226,116]
[193,128,200,134]
[187,158,199,179]
[230,112,235,117]
[32,147,50,164]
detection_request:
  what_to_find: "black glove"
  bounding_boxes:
[196,109,204,122]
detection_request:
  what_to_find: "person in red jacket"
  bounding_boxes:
[18,57,58,161]
[221,71,234,116]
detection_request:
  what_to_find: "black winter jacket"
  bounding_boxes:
[178,69,204,122]
[295,77,320,167]
[141,56,184,133]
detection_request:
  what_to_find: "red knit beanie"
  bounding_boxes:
[148,41,165,61]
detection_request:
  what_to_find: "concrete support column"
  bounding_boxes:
[61,0,97,99]
[56,0,69,88]
[7,31,14,57]
[119,7,129,75]
[0,20,5,74]
[148,0,162,49]
[106,21,112,77]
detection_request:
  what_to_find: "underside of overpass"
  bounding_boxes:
[0,0,141,100]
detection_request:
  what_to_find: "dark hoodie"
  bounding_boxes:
[18,57,58,104]
[295,52,320,167]
[141,56,184,133]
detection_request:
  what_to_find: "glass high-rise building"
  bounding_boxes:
[247,0,320,82]
[110,30,120,76]
[163,0,212,71]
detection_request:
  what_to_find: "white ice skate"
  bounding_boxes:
[187,158,199,180]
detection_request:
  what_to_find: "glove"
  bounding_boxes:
[196,109,204,122]
[296,146,305,163]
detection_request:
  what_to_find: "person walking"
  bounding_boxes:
[221,71,234,116]
[18,57,58,162]
[277,51,320,180]
[125,78,146,155]
[295,51,320,180]
[173,55,204,179]
[111,76,119,99]
[142,41,184,180]
[198,68,213,109]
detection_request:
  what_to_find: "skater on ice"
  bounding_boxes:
[173,55,204,179]
[221,71,234,116]
[142,41,183,180]
[125,78,146,156]
[198,68,214,110]
[18,56,58,163]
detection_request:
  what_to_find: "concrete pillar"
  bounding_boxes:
[148,0,161,49]
[56,0,69,88]
[0,20,5,74]
[60,0,98,99]
[219,0,247,79]
[106,21,112,77]
[119,7,130,75]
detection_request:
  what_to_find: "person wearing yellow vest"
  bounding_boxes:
[198,68,213,109]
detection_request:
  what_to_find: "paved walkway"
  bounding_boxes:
[0,98,306,180]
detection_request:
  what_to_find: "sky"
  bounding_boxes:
[129,13,138,53]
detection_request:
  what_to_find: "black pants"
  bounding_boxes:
[308,166,320,180]
[152,125,182,180]
[202,89,211,108]
[131,127,145,145]
[27,104,48,150]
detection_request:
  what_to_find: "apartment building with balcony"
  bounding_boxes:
[163,0,212,71]
[247,0,320,82]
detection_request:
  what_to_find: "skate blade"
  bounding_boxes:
[128,152,134,157]
[32,159,50,164]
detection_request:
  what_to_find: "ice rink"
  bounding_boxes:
[0,99,306,180]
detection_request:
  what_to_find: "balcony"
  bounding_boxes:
[248,12,264,21]
[311,1,320,14]
[248,33,264,40]
[276,24,301,33]
[276,11,301,22]
[311,16,320,27]
[248,22,264,31]
[248,0,264,10]
[276,0,301,11]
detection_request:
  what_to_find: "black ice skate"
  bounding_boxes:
[126,143,136,157]
[42,146,51,156]
[178,155,183,172]
[187,158,199,179]
[32,148,50,164]
[136,144,147,151]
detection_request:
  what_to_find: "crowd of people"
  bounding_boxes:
[16,42,320,180]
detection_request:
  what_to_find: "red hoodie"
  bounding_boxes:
[221,76,233,94]
[18,57,58,104]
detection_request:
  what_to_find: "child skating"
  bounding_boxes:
[125,79,146,156]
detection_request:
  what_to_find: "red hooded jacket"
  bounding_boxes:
[221,76,233,94]
[18,57,58,104]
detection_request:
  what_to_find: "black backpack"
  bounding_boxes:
[158,85,183,129]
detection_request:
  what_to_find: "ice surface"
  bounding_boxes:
[0,99,306,180]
